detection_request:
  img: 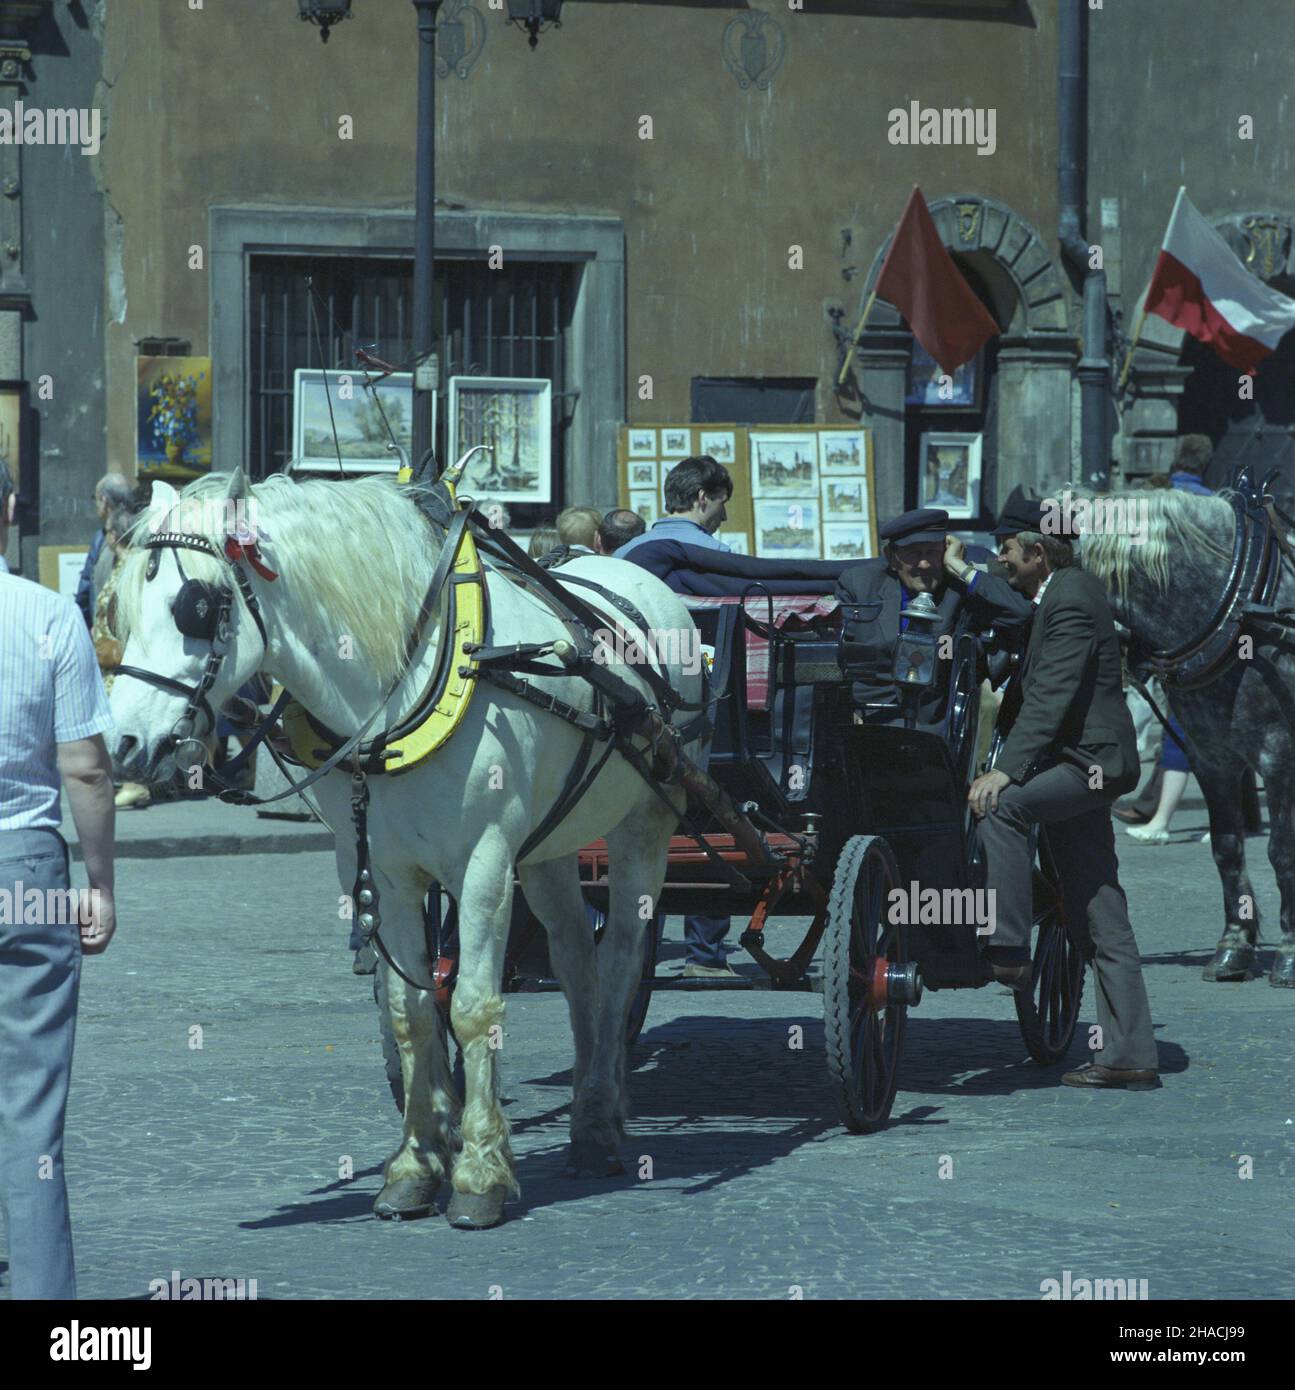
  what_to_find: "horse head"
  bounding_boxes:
[109,469,270,783]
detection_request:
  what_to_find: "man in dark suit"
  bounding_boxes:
[969,497,1159,1089]
[835,507,1030,732]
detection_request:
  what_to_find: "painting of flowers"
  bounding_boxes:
[137,356,213,479]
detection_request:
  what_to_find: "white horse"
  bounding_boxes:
[109,468,707,1228]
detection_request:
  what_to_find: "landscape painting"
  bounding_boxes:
[750,433,818,498]
[819,429,868,476]
[822,521,873,560]
[448,376,552,504]
[292,368,414,473]
[755,498,820,559]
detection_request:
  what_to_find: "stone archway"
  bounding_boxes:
[849,194,1076,520]
[1122,209,1295,480]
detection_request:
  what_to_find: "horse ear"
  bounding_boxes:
[226,467,249,500]
[149,480,179,514]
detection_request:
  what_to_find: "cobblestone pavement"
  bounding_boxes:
[4,814,1292,1301]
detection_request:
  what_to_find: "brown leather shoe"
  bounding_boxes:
[989,961,1032,990]
[1112,805,1150,825]
[1062,1062,1160,1091]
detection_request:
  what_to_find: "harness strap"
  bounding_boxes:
[1124,670,1189,756]
[471,667,613,739]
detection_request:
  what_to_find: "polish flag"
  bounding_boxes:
[1144,187,1295,374]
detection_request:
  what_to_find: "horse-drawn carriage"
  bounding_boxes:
[490,540,1085,1133]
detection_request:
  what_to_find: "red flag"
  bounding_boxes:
[874,186,1000,374]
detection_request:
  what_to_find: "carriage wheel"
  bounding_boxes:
[1014,829,1085,1065]
[823,834,914,1133]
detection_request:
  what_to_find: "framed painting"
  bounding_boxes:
[448,376,552,504]
[750,432,819,498]
[906,341,983,409]
[699,430,736,465]
[137,356,213,480]
[818,429,868,476]
[660,427,691,459]
[822,521,872,561]
[821,475,868,520]
[628,428,657,458]
[0,380,27,506]
[291,369,417,474]
[918,431,983,520]
[721,531,751,555]
[754,498,820,559]
[628,489,658,526]
[627,459,658,490]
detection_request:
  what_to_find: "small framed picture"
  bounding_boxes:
[821,475,868,520]
[755,498,820,559]
[819,429,868,476]
[822,521,872,561]
[721,532,751,555]
[628,489,658,526]
[918,431,982,520]
[660,427,691,458]
[447,375,552,504]
[750,432,819,498]
[699,430,736,465]
[628,459,658,489]
[628,428,656,458]
[906,341,983,409]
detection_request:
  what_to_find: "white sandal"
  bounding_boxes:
[1126,825,1170,844]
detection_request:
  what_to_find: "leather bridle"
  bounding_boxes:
[115,530,270,771]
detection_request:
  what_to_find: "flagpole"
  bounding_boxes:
[1116,300,1149,392]
[836,288,878,389]
[1118,187,1185,392]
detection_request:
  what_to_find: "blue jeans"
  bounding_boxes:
[0,828,81,1299]
[685,915,731,968]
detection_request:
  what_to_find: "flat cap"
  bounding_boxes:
[879,507,949,546]
[992,496,1081,540]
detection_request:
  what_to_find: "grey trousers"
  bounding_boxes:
[0,827,81,1300]
[978,763,1159,1072]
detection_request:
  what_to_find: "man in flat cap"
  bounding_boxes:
[968,496,1159,1088]
[835,506,1030,733]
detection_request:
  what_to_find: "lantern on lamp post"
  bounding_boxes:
[297,0,352,43]
[505,0,562,50]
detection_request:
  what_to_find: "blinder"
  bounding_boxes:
[172,578,228,643]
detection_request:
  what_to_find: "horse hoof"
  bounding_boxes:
[1203,941,1255,982]
[1268,954,1295,988]
[565,1141,625,1179]
[446,1186,507,1230]
[373,1176,439,1221]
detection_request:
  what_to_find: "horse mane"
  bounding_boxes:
[114,471,438,683]
[1072,487,1234,596]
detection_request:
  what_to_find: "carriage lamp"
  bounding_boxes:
[893,591,942,687]
[297,0,352,43]
[506,0,563,49]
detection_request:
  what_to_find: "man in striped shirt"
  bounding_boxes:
[0,459,117,1299]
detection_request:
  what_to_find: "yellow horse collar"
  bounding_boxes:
[276,474,486,775]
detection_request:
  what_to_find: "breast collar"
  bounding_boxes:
[1129,466,1291,691]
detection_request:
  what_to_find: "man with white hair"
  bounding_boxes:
[75,472,134,629]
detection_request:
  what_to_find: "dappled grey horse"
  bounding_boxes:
[1078,475,1295,987]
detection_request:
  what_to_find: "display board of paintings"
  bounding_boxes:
[618,424,875,561]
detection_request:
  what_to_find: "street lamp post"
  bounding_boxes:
[411,0,443,474]
[299,1,562,474]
